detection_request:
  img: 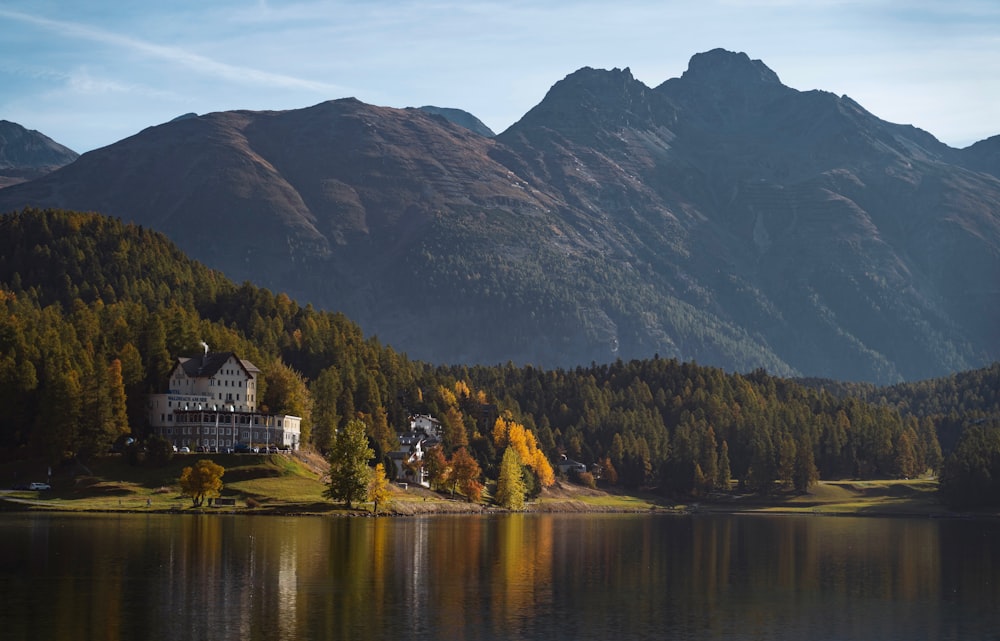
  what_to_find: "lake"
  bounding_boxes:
[1,512,998,640]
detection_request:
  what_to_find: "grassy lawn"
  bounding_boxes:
[0,454,959,518]
[692,478,948,517]
[0,452,332,513]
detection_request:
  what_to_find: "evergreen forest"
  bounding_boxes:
[1,209,998,507]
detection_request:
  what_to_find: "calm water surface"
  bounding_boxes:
[1,512,998,640]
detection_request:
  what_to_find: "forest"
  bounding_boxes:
[1,208,998,507]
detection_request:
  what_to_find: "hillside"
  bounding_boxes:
[6,208,1000,506]
[0,120,78,188]
[0,50,998,383]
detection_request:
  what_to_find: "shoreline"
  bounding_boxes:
[3,478,995,521]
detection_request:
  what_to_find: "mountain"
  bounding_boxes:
[0,49,998,383]
[0,120,78,188]
[417,106,495,137]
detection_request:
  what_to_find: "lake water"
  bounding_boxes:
[1,512,998,640]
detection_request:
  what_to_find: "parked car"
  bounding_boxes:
[178,446,191,453]
[29,482,51,491]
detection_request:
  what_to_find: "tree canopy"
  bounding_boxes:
[178,459,225,507]
[325,418,374,508]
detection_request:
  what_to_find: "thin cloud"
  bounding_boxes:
[0,7,346,93]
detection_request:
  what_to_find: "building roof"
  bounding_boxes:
[176,352,258,379]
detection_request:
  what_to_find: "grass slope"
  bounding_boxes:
[0,454,969,517]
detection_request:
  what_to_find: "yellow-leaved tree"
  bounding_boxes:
[367,462,393,515]
[179,459,225,507]
[493,416,555,487]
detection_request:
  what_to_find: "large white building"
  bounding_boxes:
[147,351,301,451]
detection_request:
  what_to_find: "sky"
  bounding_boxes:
[1,1,998,154]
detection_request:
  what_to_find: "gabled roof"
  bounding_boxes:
[176,352,258,379]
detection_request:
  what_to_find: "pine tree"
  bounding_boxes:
[106,359,129,442]
[309,366,342,452]
[793,434,819,491]
[717,440,732,489]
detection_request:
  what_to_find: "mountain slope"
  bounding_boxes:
[0,50,997,382]
[0,120,78,188]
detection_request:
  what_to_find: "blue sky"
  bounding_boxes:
[1,1,998,153]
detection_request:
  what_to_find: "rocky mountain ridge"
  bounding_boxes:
[1,49,997,383]
[0,120,78,188]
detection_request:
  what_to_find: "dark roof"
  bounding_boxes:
[176,352,258,379]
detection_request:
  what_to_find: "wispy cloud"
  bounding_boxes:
[0,7,347,93]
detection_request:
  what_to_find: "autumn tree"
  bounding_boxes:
[495,446,526,510]
[367,462,392,515]
[424,445,450,491]
[325,418,374,508]
[492,416,554,487]
[179,459,225,507]
[599,456,618,486]
[449,447,484,502]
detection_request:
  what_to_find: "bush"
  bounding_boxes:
[572,470,597,489]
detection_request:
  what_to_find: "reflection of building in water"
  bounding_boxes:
[146,350,300,451]
[277,536,297,640]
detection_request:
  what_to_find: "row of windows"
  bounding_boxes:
[165,429,280,440]
[165,427,236,435]
[210,378,248,387]
[167,427,280,445]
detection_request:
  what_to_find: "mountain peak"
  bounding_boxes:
[505,65,665,138]
[682,48,781,87]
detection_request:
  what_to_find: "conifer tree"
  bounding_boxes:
[717,440,732,489]
[495,446,526,510]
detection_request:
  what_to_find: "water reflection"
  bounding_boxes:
[0,513,998,640]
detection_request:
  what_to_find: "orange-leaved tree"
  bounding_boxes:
[492,416,554,487]
[449,447,483,502]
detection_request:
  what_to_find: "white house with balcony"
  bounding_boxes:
[147,350,301,451]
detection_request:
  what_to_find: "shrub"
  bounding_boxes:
[573,470,597,489]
